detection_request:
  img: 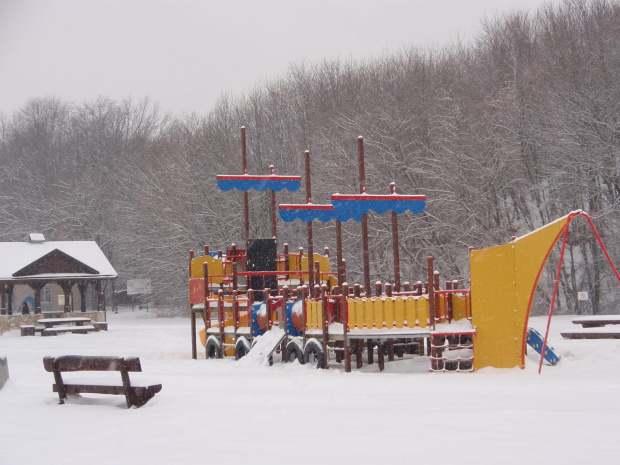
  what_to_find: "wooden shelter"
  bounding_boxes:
[0,234,117,315]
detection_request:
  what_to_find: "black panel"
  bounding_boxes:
[246,239,277,300]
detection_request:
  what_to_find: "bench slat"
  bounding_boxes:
[53,383,162,397]
[43,356,142,372]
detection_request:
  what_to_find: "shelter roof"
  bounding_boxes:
[0,238,117,282]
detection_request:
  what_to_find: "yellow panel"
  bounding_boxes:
[417,296,429,328]
[364,299,374,328]
[436,293,446,322]
[471,214,568,369]
[452,294,467,321]
[394,297,405,328]
[288,253,331,282]
[308,300,317,329]
[199,328,206,347]
[354,298,365,328]
[190,255,225,283]
[316,300,323,330]
[373,299,384,328]
[404,296,416,327]
[384,298,394,329]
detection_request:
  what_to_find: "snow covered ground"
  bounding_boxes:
[2,308,620,464]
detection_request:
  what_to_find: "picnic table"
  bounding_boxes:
[561,315,620,339]
[37,317,96,336]
[37,317,92,328]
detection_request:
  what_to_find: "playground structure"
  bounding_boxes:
[189,127,620,373]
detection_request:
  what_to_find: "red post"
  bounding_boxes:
[390,182,401,292]
[217,289,224,358]
[434,270,440,323]
[343,282,351,372]
[241,127,250,245]
[189,250,196,359]
[321,284,329,369]
[283,243,289,272]
[188,250,194,280]
[305,150,315,289]
[375,281,382,297]
[298,247,304,286]
[427,257,435,330]
[446,280,453,322]
[270,165,277,239]
[336,220,344,286]
[358,136,371,294]
[266,288,272,330]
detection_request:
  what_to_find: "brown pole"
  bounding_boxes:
[270,165,277,239]
[305,150,315,289]
[241,126,250,244]
[390,183,401,292]
[342,282,351,372]
[283,243,289,272]
[203,261,210,359]
[336,220,344,286]
[358,136,371,295]
[427,256,435,330]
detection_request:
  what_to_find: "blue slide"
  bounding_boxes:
[527,327,560,366]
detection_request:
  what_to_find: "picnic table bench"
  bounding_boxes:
[38,318,96,336]
[43,355,162,408]
[561,315,620,339]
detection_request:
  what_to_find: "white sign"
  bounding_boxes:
[577,291,589,301]
[127,279,152,295]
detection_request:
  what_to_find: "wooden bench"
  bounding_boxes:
[42,355,162,408]
[561,315,620,339]
[41,325,97,336]
[38,317,98,336]
[572,315,620,328]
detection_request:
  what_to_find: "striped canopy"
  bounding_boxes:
[279,193,426,223]
[216,174,302,192]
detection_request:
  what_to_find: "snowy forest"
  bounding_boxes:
[0,0,618,314]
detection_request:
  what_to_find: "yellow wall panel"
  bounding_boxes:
[404,297,416,327]
[384,298,394,329]
[364,299,374,328]
[417,297,429,328]
[373,299,384,328]
[471,215,569,369]
[394,297,405,328]
[452,294,468,321]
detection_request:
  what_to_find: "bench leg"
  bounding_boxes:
[132,387,158,408]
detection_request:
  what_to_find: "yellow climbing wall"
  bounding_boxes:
[471,215,570,369]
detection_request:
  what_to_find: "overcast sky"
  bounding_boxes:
[0,0,558,118]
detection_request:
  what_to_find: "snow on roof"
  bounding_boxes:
[0,240,117,280]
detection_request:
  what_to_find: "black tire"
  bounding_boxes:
[303,340,325,368]
[205,337,221,359]
[285,341,304,364]
[235,339,250,360]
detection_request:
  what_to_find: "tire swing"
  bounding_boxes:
[285,340,304,364]
[235,337,251,360]
[303,339,325,368]
[205,336,222,359]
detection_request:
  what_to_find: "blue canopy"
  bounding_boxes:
[279,204,336,223]
[217,174,301,192]
[278,194,426,223]
[331,193,426,222]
